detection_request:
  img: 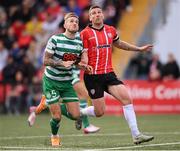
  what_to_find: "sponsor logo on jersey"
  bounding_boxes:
[97,44,111,49]
[76,44,82,51]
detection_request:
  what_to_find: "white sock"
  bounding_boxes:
[80,106,96,117]
[123,104,140,137]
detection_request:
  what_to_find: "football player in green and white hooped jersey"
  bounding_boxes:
[28,33,100,135]
[42,12,93,147]
[44,32,83,83]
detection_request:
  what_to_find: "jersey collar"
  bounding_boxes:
[88,23,104,31]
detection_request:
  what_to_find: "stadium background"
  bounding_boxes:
[0,0,180,150]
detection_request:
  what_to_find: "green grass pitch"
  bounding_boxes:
[0,114,180,150]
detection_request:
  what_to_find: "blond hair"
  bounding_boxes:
[64,12,79,21]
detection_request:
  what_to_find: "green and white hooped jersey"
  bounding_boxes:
[44,33,83,81]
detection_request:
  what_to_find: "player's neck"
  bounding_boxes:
[64,31,76,39]
[92,23,104,30]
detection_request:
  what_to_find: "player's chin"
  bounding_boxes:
[70,28,78,33]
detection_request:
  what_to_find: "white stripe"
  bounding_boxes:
[97,142,180,150]
[45,69,73,81]
[56,66,72,70]
[103,28,109,74]
[1,142,180,150]
[56,43,82,50]
[0,146,70,150]
[1,132,180,140]
[54,35,82,44]
[53,56,60,60]
[47,66,72,74]
[62,97,78,100]
[54,50,65,56]
[45,48,54,54]
[91,29,99,74]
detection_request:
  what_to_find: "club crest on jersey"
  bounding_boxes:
[107,33,112,38]
[76,44,82,51]
[90,89,95,95]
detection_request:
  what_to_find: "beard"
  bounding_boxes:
[94,18,103,24]
[68,29,78,34]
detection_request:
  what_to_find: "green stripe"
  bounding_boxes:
[51,38,56,45]
[56,39,82,46]
[56,47,82,54]
[46,68,72,77]
[54,67,72,72]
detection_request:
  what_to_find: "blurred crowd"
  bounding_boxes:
[124,52,180,81]
[0,0,132,114]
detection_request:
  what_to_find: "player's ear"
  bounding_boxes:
[102,14,104,20]
[63,21,66,29]
[89,15,92,22]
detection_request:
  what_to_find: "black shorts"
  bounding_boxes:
[84,72,124,99]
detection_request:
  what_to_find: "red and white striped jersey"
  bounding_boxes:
[80,24,119,75]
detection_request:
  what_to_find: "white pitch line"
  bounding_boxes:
[0,132,180,140]
[94,142,180,150]
[1,142,180,150]
[0,146,72,150]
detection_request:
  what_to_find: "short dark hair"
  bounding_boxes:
[89,5,102,13]
[64,12,79,21]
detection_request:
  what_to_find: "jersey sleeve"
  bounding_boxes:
[111,26,119,42]
[45,35,56,54]
[80,30,88,52]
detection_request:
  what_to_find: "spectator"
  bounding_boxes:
[46,0,62,18]
[18,30,33,49]
[26,39,41,69]
[148,53,162,81]
[136,54,151,80]
[20,55,37,84]
[104,0,117,26]
[77,0,90,9]
[162,53,180,81]
[0,8,9,39]
[11,20,25,38]
[42,12,63,35]
[2,55,18,84]
[25,16,43,36]
[79,6,90,30]
[10,0,33,23]
[103,0,121,26]
[5,70,25,115]
[10,42,24,64]
[65,0,82,16]
[27,76,42,109]
[4,27,17,50]
[0,40,8,72]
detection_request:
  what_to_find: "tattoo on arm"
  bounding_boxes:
[43,51,63,67]
[113,40,140,51]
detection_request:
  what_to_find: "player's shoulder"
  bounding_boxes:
[81,25,90,34]
[49,33,64,41]
[104,24,116,30]
[75,32,81,40]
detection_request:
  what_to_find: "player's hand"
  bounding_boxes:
[62,61,75,68]
[139,44,153,52]
[78,62,93,74]
[84,65,93,74]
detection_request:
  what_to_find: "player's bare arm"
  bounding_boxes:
[43,50,74,68]
[76,51,93,74]
[113,39,153,52]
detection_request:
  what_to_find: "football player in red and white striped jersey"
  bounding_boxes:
[80,5,154,145]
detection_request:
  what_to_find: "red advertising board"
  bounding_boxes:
[105,80,180,115]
